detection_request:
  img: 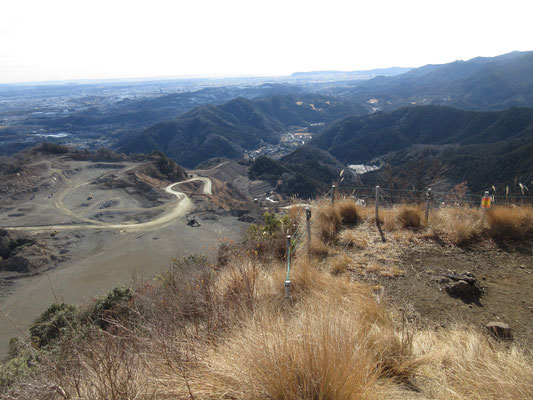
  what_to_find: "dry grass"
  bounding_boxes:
[430,207,483,245]
[316,203,341,242]
[310,236,330,257]
[338,229,368,249]
[329,253,352,275]
[200,269,420,400]
[363,262,405,278]
[315,200,361,243]
[397,205,423,230]
[337,200,360,225]
[486,206,533,241]
[415,328,533,400]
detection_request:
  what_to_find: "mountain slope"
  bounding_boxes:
[312,105,533,164]
[249,146,351,198]
[116,95,367,167]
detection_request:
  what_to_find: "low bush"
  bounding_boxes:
[29,303,79,348]
[88,286,133,329]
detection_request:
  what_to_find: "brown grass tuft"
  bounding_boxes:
[206,273,420,400]
[338,229,368,249]
[316,203,341,242]
[397,205,423,230]
[415,328,533,400]
[486,206,533,241]
[337,200,360,225]
[330,253,352,275]
[310,236,330,257]
[430,207,483,245]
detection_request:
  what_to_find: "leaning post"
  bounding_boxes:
[306,207,312,262]
[375,186,380,224]
[425,188,432,223]
[284,235,292,299]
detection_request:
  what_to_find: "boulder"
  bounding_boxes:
[486,322,512,340]
[1,256,30,273]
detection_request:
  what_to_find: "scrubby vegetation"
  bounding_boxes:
[2,201,533,399]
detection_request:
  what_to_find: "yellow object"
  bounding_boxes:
[481,196,491,208]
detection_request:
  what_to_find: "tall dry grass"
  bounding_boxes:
[430,207,483,245]
[486,206,533,241]
[396,205,423,230]
[415,328,533,400]
[187,266,420,400]
[315,200,361,242]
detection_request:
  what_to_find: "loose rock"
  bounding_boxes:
[486,322,512,340]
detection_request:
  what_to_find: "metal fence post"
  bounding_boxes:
[331,184,336,205]
[306,207,312,261]
[425,188,432,223]
[285,235,292,299]
[375,186,380,223]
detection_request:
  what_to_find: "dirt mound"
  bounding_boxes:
[0,230,55,275]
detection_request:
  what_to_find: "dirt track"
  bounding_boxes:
[4,176,211,232]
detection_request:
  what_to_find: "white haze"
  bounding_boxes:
[0,0,532,83]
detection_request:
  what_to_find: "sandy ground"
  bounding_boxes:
[0,160,246,357]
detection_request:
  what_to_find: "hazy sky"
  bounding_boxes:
[1,0,532,83]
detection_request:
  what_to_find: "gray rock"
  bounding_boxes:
[1,256,30,273]
[445,279,481,299]
[486,322,512,340]
[238,214,257,223]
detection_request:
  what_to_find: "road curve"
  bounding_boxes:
[4,177,211,233]
[170,177,212,195]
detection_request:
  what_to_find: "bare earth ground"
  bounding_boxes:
[0,157,248,356]
[335,224,533,346]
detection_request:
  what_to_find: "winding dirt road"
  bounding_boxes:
[4,176,212,233]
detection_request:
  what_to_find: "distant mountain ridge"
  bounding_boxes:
[309,105,533,192]
[291,67,411,80]
[116,94,368,167]
[337,51,533,110]
[312,105,533,164]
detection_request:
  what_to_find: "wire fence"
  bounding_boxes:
[282,184,533,298]
[335,186,533,208]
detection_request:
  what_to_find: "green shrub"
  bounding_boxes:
[90,287,133,329]
[29,303,79,348]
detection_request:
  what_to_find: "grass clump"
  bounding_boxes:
[207,270,420,400]
[317,203,341,242]
[397,205,423,230]
[338,229,368,249]
[329,253,352,275]
[430,207,483,245]
[316,200,361,243]
[337,200,360,225]
[486,206,533,241]
[415,328,533,400]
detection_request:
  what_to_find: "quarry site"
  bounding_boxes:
[0,150,269,356]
